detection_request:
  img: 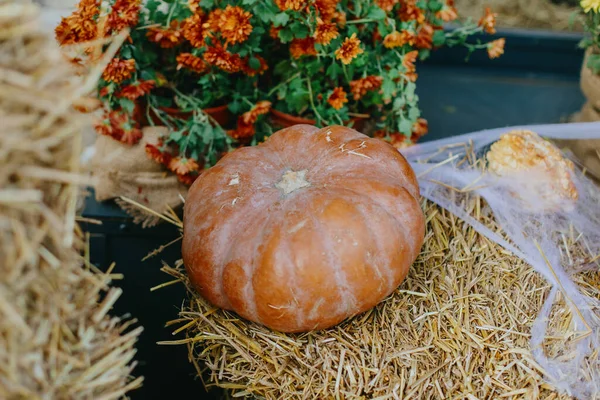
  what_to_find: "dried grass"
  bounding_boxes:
[0,1,142,398]
[148,172,600,399]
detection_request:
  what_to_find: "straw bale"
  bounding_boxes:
[0,1,142,398]
[152,182,600,399]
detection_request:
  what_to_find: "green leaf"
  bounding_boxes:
[432,30,446,47]
[242,0,258,4]
[427,0,443,12]
[393,97,405,110]
[256,2,277,23]
[382,78,396,100]
[398,119,412,135]
[405,81,416,98]
[366,6,386,20]
[418,49,431,61]
[305,59,322,76]
[199,0,214,7]
[248,56,261,70]
[228,99,243,114]
[408,106,420,120]
[278,28,294,43]
[118,98,135,114]
[274,12,290,27]
[289,21,309,38]
[326,62,342,79]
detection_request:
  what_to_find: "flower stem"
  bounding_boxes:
[346,18,376,25]
[306,78,325,125]
[267,72,302,96]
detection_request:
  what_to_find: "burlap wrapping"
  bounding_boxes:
[553,48,600,181]
[91,126,188,227]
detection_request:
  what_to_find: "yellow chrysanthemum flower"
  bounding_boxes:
[581,0,600,13]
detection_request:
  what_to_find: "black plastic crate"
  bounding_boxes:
[81,28,586,399]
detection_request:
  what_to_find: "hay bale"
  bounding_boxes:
[157,193,600,399]
[0,1,142,398]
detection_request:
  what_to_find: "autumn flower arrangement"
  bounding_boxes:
[56,0,275,184]
[56,0,504,184]
[267,0,505,148]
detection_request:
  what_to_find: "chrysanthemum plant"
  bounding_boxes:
[268,0,505,147]
[56,0,275,184]
[579,0,600,74]
[56,0,504,184]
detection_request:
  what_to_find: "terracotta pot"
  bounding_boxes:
[270,108,368,133]
[133,102,233,128]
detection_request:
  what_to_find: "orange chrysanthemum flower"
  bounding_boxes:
[105,0,141,35]
[169,157,199,175]
[183,13,207,48]
[327,87,348,110]
[479,7,497,34]
[437,0,458,22]
[349,76,383,100]
[120,126,144,145]
[333,11,347,27]
[389,134,415,149]
[314,19,339,45]
[402,50,419,82]
[415,23,434,49]
[145,143,168,165]
[220,5,253,45]
[204,44,242,73]
[335,33,363,65]
[188,0,200,13]
[203,9,223,34]
[275,0,307,11]
[290,38,317,58]
[241,100,272,125]
[270,25,282,40]
[95,110,142,145]
[177,173,199,185]
[376,0,398,12]
[229,119,256,140]
[55,0,99,46]
[242,55,269,76]
[398,0,425,24]
[102,58,135,83]
[146,21,184,48]
[315,0,340,21]
[487,38,505,59]
[411,118,428,140]
[117,79,155,100]
[145,138,172,166]
[383,30,414,48]
[177,53,208,73]
[374,130,414,150]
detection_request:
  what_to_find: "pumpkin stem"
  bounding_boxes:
[275,169,311,195]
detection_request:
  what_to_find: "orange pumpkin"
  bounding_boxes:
[182,125,425,333]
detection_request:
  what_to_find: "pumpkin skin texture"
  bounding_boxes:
[182,125,425,333]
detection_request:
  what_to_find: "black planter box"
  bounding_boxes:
[81,28,586,399]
